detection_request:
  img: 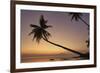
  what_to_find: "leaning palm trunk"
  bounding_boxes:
[79,17,89,28]
[43,38,86,57]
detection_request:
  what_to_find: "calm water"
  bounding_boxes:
[21,57,80,63]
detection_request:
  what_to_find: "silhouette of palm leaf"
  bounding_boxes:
[69,13,83,21]
[42,29,51,40]
[29,24,40,35]
[30,24,39,28]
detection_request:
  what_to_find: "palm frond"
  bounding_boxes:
[31,27,42,43]
[42,29,51,40]
[30,24,39,28]
[29,27,40,35]
[69,13,83,21]
[28,30,34,35]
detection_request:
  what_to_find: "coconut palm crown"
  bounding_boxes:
[29,15,52,43]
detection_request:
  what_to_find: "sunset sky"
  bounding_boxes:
[21,10,89,60]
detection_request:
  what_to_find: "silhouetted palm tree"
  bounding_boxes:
[69,13,89,28]
[69,12,90,59]
[29,15,86,58]
[69,12,90,48]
